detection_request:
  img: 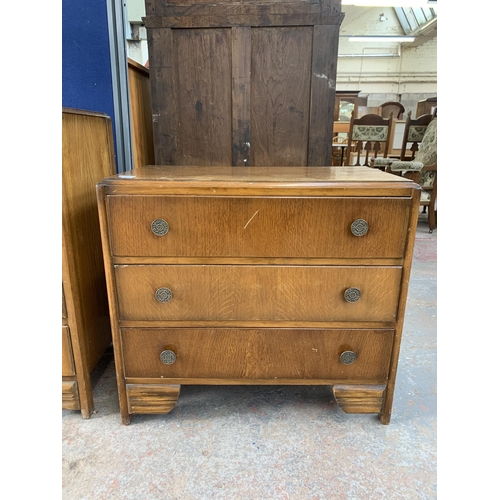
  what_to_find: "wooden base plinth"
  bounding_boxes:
[333,384,386,416]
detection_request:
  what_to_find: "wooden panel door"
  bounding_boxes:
[145,0,344,167]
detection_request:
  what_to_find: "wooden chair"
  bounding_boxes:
[397,111,435,160]
[380,101,405,120]
[345,113,394,166]
[371,117,437,233]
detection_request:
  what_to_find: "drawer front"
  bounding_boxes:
[115,265,402,322]
[121,328,394,381]
[62,326,76,376]
[107,196,411,258]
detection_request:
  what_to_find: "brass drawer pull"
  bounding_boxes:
[351,219,368,236]
[155,287,173,303]
[340,351,356,365]
[151,218,169,236]
[344,287,361,303]
[160,350,177,365]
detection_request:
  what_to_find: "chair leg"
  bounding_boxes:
[428,206,436,233]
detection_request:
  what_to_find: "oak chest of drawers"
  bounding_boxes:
[96,166,420,425]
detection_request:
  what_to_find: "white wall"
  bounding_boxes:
[337,7,437,117]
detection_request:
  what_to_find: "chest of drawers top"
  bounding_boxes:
[98,165,417,195]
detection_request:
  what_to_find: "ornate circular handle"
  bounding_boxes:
[340,351,356,365]
[160,350,177,365]
[351,219,368,237]
[151,218,169,236]
[155,287,173,303]
[344,287,361,303]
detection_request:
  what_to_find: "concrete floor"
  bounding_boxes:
[62,214,436,500]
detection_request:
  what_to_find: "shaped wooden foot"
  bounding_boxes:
[126,384,181,416]
[333,384,386,415]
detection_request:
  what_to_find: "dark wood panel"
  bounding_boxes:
[308,24,340,166]
[250,27,313,166]
[172,28,232,165]
[147,28,178,164]
[231,27,251,166]
[145,0,344,167]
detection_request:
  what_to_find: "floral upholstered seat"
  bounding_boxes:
[371,118,437,232]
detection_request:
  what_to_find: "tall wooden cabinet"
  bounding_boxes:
[62,108,114,417]
[144,0,344,167]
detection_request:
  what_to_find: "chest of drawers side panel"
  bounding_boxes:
[377,186,421,425]
[96,185,132,424]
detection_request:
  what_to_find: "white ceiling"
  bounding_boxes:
[340,5,437,47]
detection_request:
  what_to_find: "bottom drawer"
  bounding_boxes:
[121,328,394,382]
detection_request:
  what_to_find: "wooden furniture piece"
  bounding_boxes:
[331,137,348,166]
[397,111,435,160]
[416,97,437,118]
[345,113,394,166]
[334,90,361,121]
[370,118,437,232]
[128,58,155,168]
[96,165,420,425]
[62,108,114,417]
[144,0,344,167]
[380,101,405,120]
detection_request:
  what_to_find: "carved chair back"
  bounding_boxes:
[345,113,394,166]
[399,111,435,160]
[380,101,405,120]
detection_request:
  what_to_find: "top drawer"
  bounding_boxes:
[107,196,411,258]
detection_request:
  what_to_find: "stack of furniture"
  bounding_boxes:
[95,0,421,425]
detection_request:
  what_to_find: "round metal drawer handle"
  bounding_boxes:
[344,287,361,303]
[155,287,173,303]
[151,218,169,236]
[340,351,356,365]
[160,350,177,365]
[351,219,368,237]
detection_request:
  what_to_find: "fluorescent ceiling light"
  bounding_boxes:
[348,36,415,42]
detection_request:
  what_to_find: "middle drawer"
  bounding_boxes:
[115,265,402,322]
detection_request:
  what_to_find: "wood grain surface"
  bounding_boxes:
[107,195,411,258]
[62,108,114,417]
[250,27,313,166]
[115,265,402,322]
[121,328,394,381]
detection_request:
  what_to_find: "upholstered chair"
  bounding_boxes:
[371,118,437,233]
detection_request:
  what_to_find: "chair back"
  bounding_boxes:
[345,113,394,166]
[380,101,405,119]
[414,117,437,166]
[399,111,435,160]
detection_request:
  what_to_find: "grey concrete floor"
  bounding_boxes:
[62,214,436,500]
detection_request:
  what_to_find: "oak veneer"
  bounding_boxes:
[97,166,420,425]
[62,108,114,417]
